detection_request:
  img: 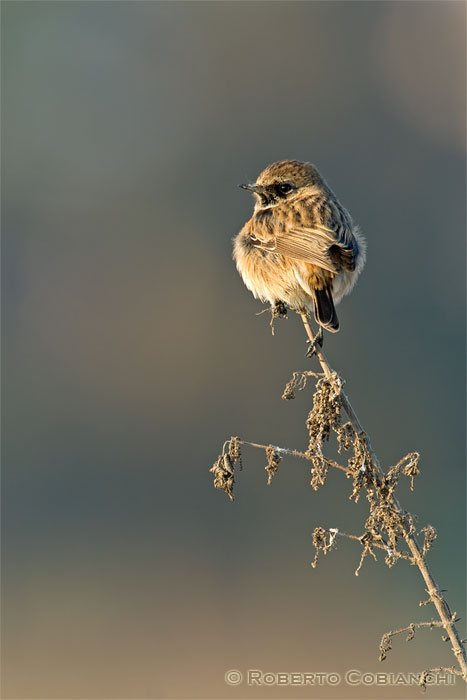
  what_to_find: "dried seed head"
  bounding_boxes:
[282,382,296,401]
[311,526,338,568]
[282,370,320,401]
[210,452,235,501]
[306,374,343,455]
[229,436,243,470]
[379,632,392,661]
[420,525,437,556]
[355,533,378,576]
[265,445,282,485]
[349,468,365,503]
[386,452,421,491]
[337,421,355,453]
[310,453,329,491]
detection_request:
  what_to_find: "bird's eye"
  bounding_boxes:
[277,183,293,195]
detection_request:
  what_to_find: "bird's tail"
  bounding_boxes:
[311,286,339,332]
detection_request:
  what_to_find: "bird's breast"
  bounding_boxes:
[250,207,275,242]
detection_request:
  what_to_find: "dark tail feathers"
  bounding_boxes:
[312,286,339,332]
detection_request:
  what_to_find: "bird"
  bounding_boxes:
[233,160,366,339]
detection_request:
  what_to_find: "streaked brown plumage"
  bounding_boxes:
[233,160,366,332]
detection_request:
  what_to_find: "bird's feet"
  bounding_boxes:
[272,301,288,319]
[306,327,324,357]
[267,301,288,335]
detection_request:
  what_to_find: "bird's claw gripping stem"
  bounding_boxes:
[306,327,324,357]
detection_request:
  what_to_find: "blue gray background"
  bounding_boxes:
[2,1,465,698]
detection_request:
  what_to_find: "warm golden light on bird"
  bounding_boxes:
[234,160,366,334]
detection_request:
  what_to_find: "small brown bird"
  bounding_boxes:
[234,160,365,334]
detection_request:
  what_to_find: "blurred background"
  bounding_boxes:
[2,1,465,698]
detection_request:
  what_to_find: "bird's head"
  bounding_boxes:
[239,160,327,209]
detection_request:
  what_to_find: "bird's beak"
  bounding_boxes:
[239,183,266,194]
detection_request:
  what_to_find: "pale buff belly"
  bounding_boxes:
[233,234,356,310]
[234,238,317,310]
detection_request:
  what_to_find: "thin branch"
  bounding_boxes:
[325,527,408,556]
[238,439,351,475]
[419,667,465,679]
[239,440,309,460]
[321,527,387,555]
[379,621,445,662]
[210,314,466,680]
[299,315,467,680]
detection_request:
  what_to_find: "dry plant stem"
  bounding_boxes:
[330,528,400,555]
[239,440,307,460]
[300,313,467,679]
[240,439,351,475]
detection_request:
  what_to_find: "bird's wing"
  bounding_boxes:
[250,199,359,274]
[272,226,339,273]
[250,225,340,274]
[315,199,360,272]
